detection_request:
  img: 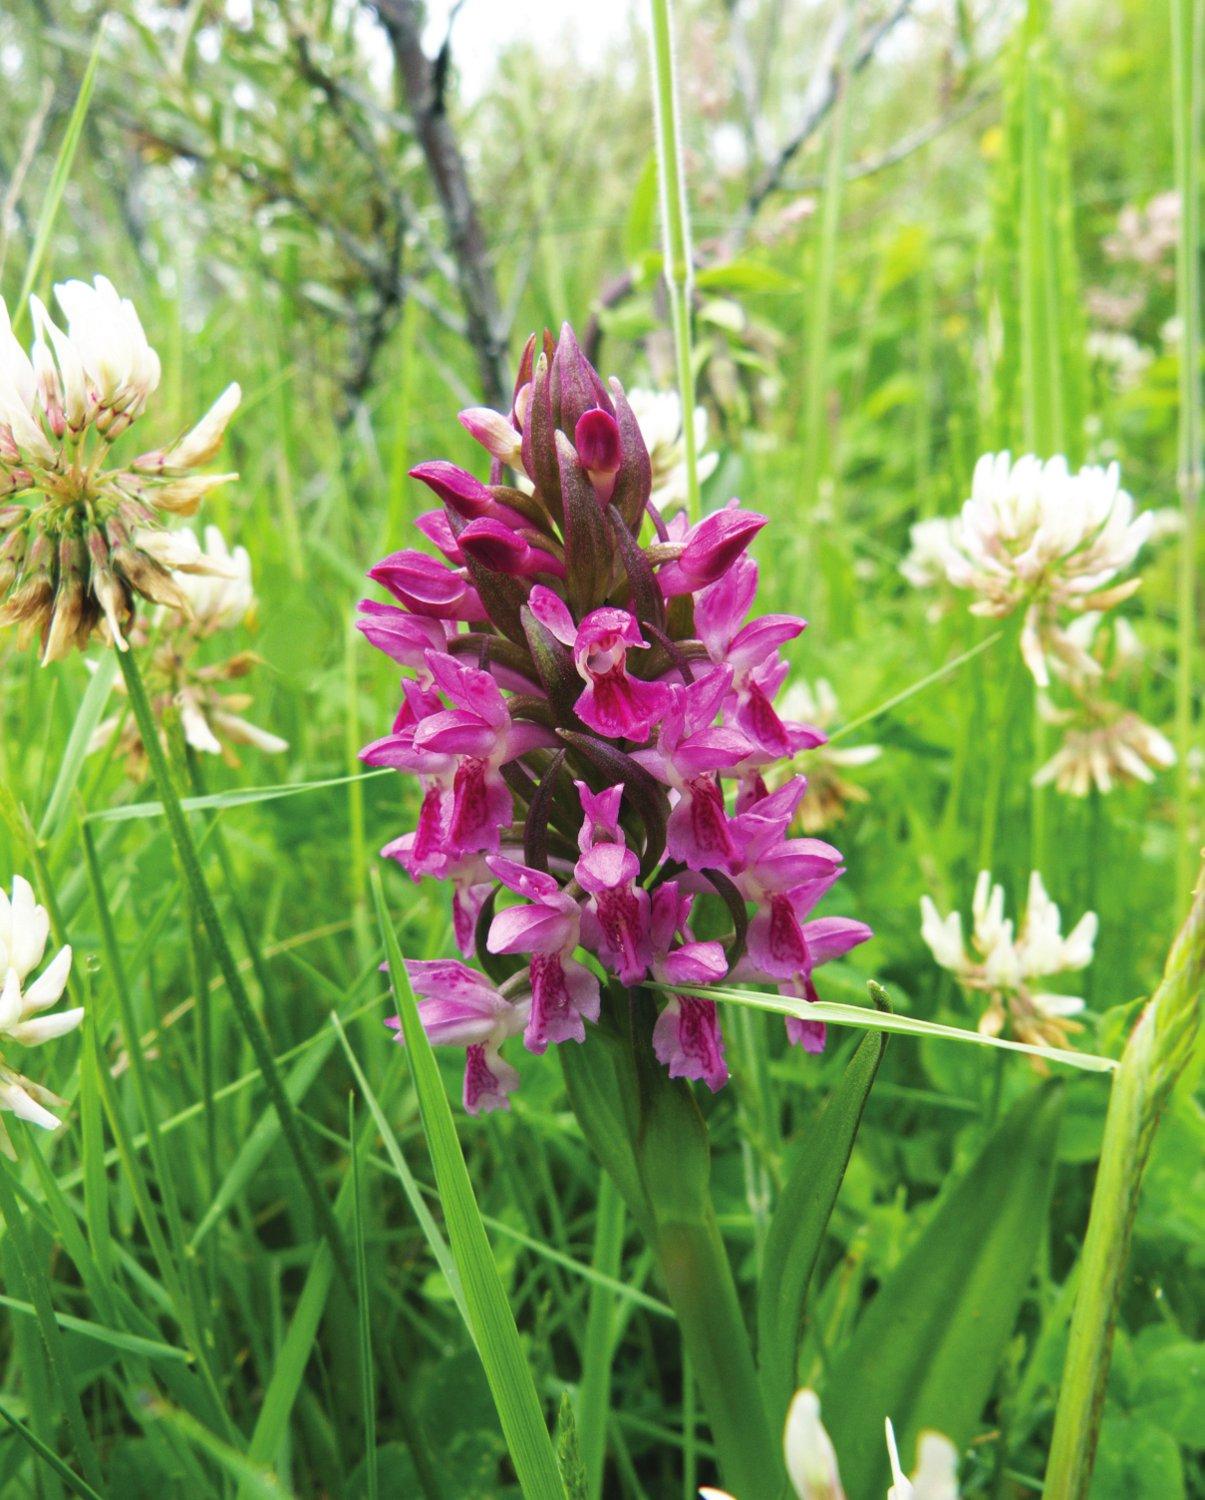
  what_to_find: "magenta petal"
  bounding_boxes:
[801,916,873,964]
[666,777,736,870]
[679,506,766,587]
[662,939,727,987]
[459,517,532,573]
[415,710,498,757]
[487,902,574,956]
[785,1016,827,1054]
[652,996,729,1091]
[425,651,509,724]
[574,408,622,473]
[410,460,494,518]
[463,1043,520,1113]
[524,954,600,1053]
[746,895,811,978]
[527,584,577,646]
[575,841,641,893]
[486,855,563,902]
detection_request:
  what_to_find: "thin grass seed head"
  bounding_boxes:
[360,325,871,1112]
[920,872,1097,1057]
[0,277,240,661]
[0,874,81,1153]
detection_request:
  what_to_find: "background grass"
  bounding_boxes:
[0,1,1200,1496]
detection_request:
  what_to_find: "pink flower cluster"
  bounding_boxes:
[361,326,871,1113]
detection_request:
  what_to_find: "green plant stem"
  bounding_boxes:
[1171,0,1201,919]
[977,625,1028,874]
[648,0,701,524]
[799,22,854,521]
[578,1173,624,1500]
[114,643,354,1288]
[1043,867,1204,1500]
[562,1000,780,1497]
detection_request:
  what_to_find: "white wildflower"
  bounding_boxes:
[943,452,1152,686]
[0,277,239,660]
[627,386,720,514]
[1085,330,1153,390]
[701,1389,960,1500]
[921,872,1096,1055]
[0,875,82,1150]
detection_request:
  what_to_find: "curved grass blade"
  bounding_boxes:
[757,1021,887,1428]
[661,979,1118,1073]
[371,868,566,1500]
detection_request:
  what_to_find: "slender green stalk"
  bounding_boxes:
[798,22,855,521]
[977,625,1027,873]
[562,998,781,1496]
[0,1152,104,1490]
[647,0,701,524]
[1171,0,1201,918]
[1043,865,1203,1499]
[114,643,354,1288]
[578,1173,624,1500]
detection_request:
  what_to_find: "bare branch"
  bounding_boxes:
[372,0,511,409]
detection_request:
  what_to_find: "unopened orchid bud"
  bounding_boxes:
[410,461,494,519]
[459,407,524,468]
[574,407,623,503]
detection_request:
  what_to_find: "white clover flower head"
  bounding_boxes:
[0,278,240,662]
[626,386,720,514]
[943,452,1152,686]
[1033,709,1175,797]
[920,872,1095,1054]
[784,1390,844,1500]
[0,875,82,1146]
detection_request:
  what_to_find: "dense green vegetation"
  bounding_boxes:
[0,1,1199,1496]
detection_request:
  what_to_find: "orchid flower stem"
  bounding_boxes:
[114,642,355,1289]
[561,996,781,1496]
[648,0,702,525]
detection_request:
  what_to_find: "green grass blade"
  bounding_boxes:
[13,23,106,318]
[38,655,117,839]
[578,1173,625,1500]
[1043,873,1203,1499]
[0,1397,104,1500]
[370,867,565,1500]
[84,767,390,823]
[0,1154,105,1490]
[757,1022,886,1426]
[660,980,1119,1073]
[350,1098,379,1500]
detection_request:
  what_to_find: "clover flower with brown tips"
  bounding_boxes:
[0,277,240,661]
